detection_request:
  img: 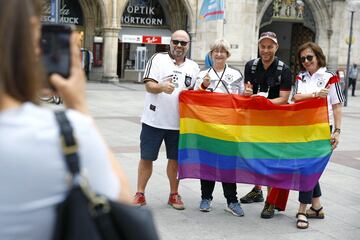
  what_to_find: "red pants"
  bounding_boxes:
[266,187,289,211]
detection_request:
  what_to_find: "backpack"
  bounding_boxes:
[250,58,284,84]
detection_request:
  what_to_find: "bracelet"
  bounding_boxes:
[334,128,341,134]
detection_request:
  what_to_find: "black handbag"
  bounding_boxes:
[52,111,159,240]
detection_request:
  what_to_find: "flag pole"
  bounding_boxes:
[222,19,225,38]
[222,0,225,38]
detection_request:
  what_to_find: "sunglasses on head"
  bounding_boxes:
[300,55,314,63]
[171,40,188,46]
[260,31,277,38]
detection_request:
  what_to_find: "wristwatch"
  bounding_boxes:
[334,128,341,134]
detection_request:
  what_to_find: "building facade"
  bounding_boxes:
[42,0,360,82]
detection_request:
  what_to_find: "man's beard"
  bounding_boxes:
[171,49,185,58]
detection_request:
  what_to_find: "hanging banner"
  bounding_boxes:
[199,0,225,21]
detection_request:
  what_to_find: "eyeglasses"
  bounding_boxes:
[260,32,277,38]
[300,55,314,63]
[171,40,188,46]
[212,49,227,54]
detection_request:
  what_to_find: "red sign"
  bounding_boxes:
[142,36,162,44]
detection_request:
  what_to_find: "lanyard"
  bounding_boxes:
[211,65,230,94]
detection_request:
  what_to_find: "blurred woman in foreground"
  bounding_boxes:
[0,0,131,239]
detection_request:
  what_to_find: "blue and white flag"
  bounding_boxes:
[50,0,57,22]
[199,0,225,21]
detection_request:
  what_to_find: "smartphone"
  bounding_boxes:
[41,24,73,81]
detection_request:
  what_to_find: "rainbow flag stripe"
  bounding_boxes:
[178,91,332,191]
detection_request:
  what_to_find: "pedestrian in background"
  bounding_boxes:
[133,30,200,210]
[0,0,131,239]
[241,31,292,219]
[80,48,93,80]
[292,42,343,229]
[348,63,358,97]
[195,39,251,217]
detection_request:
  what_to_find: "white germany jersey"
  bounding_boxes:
[141,52,200,130]
[293,67,344,125]
[195,65,244,94]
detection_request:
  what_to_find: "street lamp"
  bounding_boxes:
[344,11,355,107]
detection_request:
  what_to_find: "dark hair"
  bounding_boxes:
[297,42,326,71]
[0,0,44,105]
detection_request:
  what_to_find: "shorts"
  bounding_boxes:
[140,123,179,161]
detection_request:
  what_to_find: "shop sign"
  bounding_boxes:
[122,35,142,43]
[41,0,84,26]
[143,36,161,44]
[94,36,103,43]
[121,0,167,26]
[161,37,171,45]
[122,35,170,45]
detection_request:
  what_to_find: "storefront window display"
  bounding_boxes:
[118,0,171,80]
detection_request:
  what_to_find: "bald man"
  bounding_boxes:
[133,30,200,210]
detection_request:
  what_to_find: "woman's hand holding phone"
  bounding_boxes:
[50,33,89,115]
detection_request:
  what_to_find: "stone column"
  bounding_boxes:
[327,0,346,70]
[102,27,120,83]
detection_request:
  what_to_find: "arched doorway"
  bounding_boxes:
[41,0,105,80]
[260,0,315,79]
[41,0,86,44]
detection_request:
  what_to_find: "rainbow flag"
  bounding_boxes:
[178,91,332,191]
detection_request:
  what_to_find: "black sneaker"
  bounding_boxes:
[261,202,275,219]
[240,187,264,203]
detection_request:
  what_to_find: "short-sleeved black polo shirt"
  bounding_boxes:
[244,58,292,99]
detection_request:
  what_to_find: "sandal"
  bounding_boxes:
[306,206,325,219]
[296,212,309,229]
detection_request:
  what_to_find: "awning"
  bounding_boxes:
[119,27,171,44]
